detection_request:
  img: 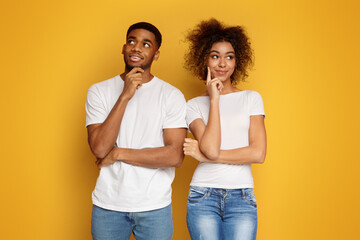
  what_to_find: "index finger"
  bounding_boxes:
[128,67,144,75]
[207,67,211,83]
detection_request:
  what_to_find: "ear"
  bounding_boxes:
[122,44,126,55]
[153,50,160,61]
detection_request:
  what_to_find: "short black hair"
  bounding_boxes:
[126,22,162,49]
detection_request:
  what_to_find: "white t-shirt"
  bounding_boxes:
[186,90,265,189]
[86,75,187,212]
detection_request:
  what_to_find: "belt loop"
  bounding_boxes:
[206,188,211,197]
[241,189,245,199]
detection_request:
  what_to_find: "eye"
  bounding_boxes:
[211,55,219,59]
[128,40,135,45]
[226,55,234,60]
[144,43,150,48]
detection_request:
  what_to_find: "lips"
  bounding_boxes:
[215,70,228,75]
[129,55,143,62]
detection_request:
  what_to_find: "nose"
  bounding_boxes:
[219,57,226,67]
[132,42,142,52]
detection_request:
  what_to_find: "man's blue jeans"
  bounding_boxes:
[91,204,173,240]
[186,187,257,240]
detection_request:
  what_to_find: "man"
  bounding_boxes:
[85,22,187,240]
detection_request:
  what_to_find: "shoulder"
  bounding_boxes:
[243,90,265,114]
[224,91,264,109]
[241,90,263,102]
[244,90,262,97]
[155,76,185,99]
[88,75,121,93]
[154,77,180,92]
[187,96,208,108]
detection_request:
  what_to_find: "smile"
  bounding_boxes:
[129,55,143,62]
[216,70,228,75]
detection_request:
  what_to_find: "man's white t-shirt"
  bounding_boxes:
[86,75,187,212]
[186,90,265,189]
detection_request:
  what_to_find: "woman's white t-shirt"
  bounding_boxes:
[186,90,265,189]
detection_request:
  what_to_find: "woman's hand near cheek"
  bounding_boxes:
[206,67,223,100]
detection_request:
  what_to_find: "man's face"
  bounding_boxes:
[122,28,160,71]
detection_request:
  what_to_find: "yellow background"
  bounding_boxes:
[1,0,359,239]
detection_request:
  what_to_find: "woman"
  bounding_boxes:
[183,18,266,240]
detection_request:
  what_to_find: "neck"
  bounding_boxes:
[220,78,238,94]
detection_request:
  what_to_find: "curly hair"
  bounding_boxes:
[184,18,253,85]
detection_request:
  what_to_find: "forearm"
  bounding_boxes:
[185,137,265,165]
[111,145,185,168]
[199,99,221,159]
[212,145,266,164]
[211,116,266,165]
[88,96,129,158]
[194,146,265,165]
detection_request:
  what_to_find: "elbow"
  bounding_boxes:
[199,142,220,160]
[169,147,185,168]
[257,155,265,164]
[88,138,114,159]
[92,149,107,159]
[202,148,220,161]
[172,154,184,168]
[173,158,183,168]
[89,144,108,159]
[255,149,266,164]
[88,138,106,159]
[169,157,184,168]
[205,152,219,161]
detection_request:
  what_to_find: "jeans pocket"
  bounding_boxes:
[244,188,257,207]
[187,186,209,202]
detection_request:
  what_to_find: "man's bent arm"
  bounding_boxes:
[98,128,187,168]
[87,96,129,159]
[87,68,144,159]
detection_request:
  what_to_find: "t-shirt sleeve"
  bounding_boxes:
[249,91,265,116]
[85,85,107,127]
[186,99,202,127]
[163,89,187,129]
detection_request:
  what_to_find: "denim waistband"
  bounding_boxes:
[190,186,253,197]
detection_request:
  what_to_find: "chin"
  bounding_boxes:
[125,63,143,71]
[215,76,229,82]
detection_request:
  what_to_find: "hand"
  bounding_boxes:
[96,148,117,169]
[120,67,144,100]
[206,67,223,100]
[183,138,204,162]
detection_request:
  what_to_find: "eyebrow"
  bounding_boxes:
[210,50,235,54]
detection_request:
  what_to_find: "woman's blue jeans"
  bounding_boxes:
[186,186,257,240]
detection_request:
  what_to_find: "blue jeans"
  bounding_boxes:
[91,204,173,240]
[186,187,257,240]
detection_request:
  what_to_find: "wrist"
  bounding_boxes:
[198,152,208,162]
[210,97,219,103]
[110,147,120,161]
[119,94,131,102]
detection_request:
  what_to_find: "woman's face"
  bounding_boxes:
[207,41,236,82]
